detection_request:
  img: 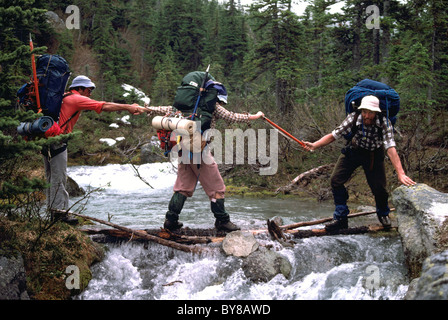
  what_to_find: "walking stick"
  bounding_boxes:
[263,116,310,151]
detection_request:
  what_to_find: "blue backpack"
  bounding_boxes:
[344,79,400,127]
[17,54,71,122]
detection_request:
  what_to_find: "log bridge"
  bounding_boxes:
[68,208,396,253]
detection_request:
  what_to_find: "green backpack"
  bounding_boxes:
[173,71,219,132]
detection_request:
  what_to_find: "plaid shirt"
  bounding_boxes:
[145,104,250,129]
[332,112,396,151]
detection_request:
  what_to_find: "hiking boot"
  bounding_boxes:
[215,220,240,232]
[377,215,391,228]
[325,217,348,232]
[164,192,187,231]
[163,219,183,231]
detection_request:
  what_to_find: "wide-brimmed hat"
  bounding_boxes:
[358,95,381,113]
[70,75,96,89]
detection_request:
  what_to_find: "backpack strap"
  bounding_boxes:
[59,92,79,129]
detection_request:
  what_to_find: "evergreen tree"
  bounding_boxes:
[246,0,303,113]
[0,0,51,215]
[151,47,181,105]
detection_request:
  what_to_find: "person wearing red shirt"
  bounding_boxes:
[43,75,147,222]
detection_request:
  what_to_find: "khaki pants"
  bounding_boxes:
[174,150,226,200]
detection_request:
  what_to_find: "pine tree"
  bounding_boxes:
[151,47,181,105]
[0,0,51,215]
[246,0,303,113]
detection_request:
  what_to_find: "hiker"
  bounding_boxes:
[304,95,416,231]
[145,90,264,232]
[43,75,147,221]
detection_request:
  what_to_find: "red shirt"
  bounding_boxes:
[59,90,105,133]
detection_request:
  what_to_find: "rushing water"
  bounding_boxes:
[67,162,409,300]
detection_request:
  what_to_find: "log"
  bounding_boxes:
[57,210,208,254]
[288,225,397,238]
[276,164,335,194]
[280,208,396,230]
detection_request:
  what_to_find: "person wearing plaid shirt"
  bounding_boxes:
[304,95,416,231]
[145,99,264,232]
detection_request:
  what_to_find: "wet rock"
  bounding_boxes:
[0,254,29,300]
[412,250,448,300]
[392,183,448,278]
[242,248,292,283]
[222,231,259,257]
[67,176,85,197]
[140,139,163,164]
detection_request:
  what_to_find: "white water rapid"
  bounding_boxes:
[67,162,409,301]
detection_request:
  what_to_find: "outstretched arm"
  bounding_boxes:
[387,147,416,186]
[102,102,147,115]
[304,133,336,151]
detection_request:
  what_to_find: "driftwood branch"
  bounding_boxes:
[276,164,335,194]
[57,210,208,254]
[280,208,395,230]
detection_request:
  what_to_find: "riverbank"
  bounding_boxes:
[0,217,103,300]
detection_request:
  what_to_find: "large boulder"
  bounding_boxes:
[242,248,292,283]
[407,250,448,300]
[0,254,29,300]
[222,231,259,257]
[392,183,448,278]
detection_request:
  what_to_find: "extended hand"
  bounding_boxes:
[398,173,417,187]
[303,141,316,151]
[129,104,147,115]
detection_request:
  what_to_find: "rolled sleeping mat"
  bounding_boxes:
[17,116,55,136]
[151,116,197,135]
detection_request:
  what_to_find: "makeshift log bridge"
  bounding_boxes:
[74,208,396,252]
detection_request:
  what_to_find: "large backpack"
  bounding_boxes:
[17,54,71,138]
[344,79,400,127]
[17,54,71,122]
[173,71,220,132]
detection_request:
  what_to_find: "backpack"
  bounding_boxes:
[17,54,71,138]
[344,79,400,127]
[173,71,220,132]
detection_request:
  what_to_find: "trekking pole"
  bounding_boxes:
[29,33,42,114]
[263,116,310,151]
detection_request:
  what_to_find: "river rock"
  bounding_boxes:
[411,250,448,300]
[140,141,163,164]
[242,248,292,283]
[222,231,259,257]
[67,176,85,197]
[0,254,29,300]
[392,183,448,278]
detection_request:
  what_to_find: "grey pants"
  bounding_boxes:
[43,149,69,210]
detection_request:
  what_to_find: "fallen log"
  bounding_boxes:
[56,210,208,254]
[276,164,335,194]
[288,225,397,238]
[280,208,395,230]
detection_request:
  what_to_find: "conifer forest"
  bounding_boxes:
[1,0,448,215]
